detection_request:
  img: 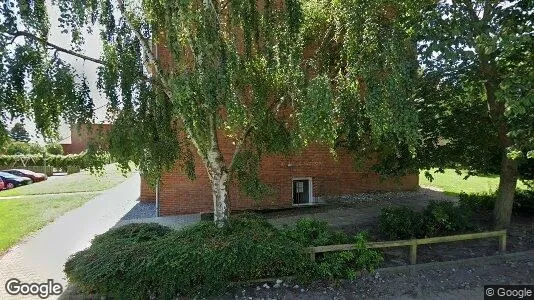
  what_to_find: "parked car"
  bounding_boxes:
[0,178,4,190]
[0,172,32,189]
[2,169,47,183]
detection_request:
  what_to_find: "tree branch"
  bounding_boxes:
[7,31,105,65]
[454,0,480,22]
[229,95,287,172]
[117,0,172,100]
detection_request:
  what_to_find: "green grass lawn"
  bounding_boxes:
[0,164,131,197]
[0,164,133,253]
[0,193,98,252]
[420,169,529,195]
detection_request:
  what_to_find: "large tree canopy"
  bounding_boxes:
[416,0,534,227]
[2,0,428,226]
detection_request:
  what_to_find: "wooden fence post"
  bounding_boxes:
[409,242,417,265]
[499,232,507,252]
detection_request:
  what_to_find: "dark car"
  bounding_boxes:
[0,172,32,189]
[3,169,47,183]
[0,178,4,191]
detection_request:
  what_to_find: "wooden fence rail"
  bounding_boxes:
[305,230,507,265]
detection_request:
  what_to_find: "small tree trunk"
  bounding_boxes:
[493,155,519,229]
[210,168,230,227]
[206,148,230,227]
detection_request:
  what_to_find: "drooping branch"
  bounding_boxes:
[7,31,105,65]
[117,0,172,99]
[229,95,288,172]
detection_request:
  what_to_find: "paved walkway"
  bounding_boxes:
[0,173,141,300]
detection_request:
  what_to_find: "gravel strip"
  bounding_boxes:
[222,251,534,299]
[120,202,157,220]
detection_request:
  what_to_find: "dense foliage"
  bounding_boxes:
[45,142,64,155]
[459,190,534,216]
[2,141,43,155]
[0,152,108,170]
[1,0,428,225]
[65,215,382,298]
[379,201,474,240]
[416,0,534,227]
[280,218,383,279]
[300,0,427,176]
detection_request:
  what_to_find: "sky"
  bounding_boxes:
[11,1,107,144]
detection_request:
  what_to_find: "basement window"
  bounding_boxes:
[292,178,312,205]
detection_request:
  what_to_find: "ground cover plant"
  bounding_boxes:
[65,215,382,299]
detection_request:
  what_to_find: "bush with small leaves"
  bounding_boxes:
[65,215,384,298]
[281,218,383,279]
[65,215,313,298]
[378,206,425,239]
[459,190,534,216]
[45,143,64,155]
[379,201,474,239]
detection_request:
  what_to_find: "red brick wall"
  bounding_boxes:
[143,10,419,215]
[60,124,112,154]
[140,136,419,215]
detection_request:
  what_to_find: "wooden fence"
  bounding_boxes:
[305,230,507,265]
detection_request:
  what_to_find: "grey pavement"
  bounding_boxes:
[0,173,141,300]
[116,214,201,230]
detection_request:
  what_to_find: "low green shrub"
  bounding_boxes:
[65,215,383,299]
[0,151,110,170]
[45,143,64,155]
[280,218,352,246]
[423,201,473,236]
[515,190,534,215]
[314,232,383,279]
[379,201,474,239]
[378,206,425,239]
[65,215,312,298]
[280,219,383,279]
[4,141,43,155]
[458,189,534,216]
[458,192,495,212]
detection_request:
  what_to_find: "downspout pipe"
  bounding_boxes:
[156,178,160,217]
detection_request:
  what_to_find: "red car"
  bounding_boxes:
[2,169,48,183]
[0,178,4,190]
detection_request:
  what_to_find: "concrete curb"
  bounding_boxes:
[374,249,534,275]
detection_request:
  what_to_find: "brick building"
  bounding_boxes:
[60,124,112,154]
[140,6,418,215]
[140,138,418,216]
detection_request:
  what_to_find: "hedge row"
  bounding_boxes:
[379,201,475,240]
[458,190,534,216]
[0,152,110,170]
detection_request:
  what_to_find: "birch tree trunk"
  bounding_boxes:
[206,149,230,227]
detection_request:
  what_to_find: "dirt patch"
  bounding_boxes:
[222,251,534,299]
